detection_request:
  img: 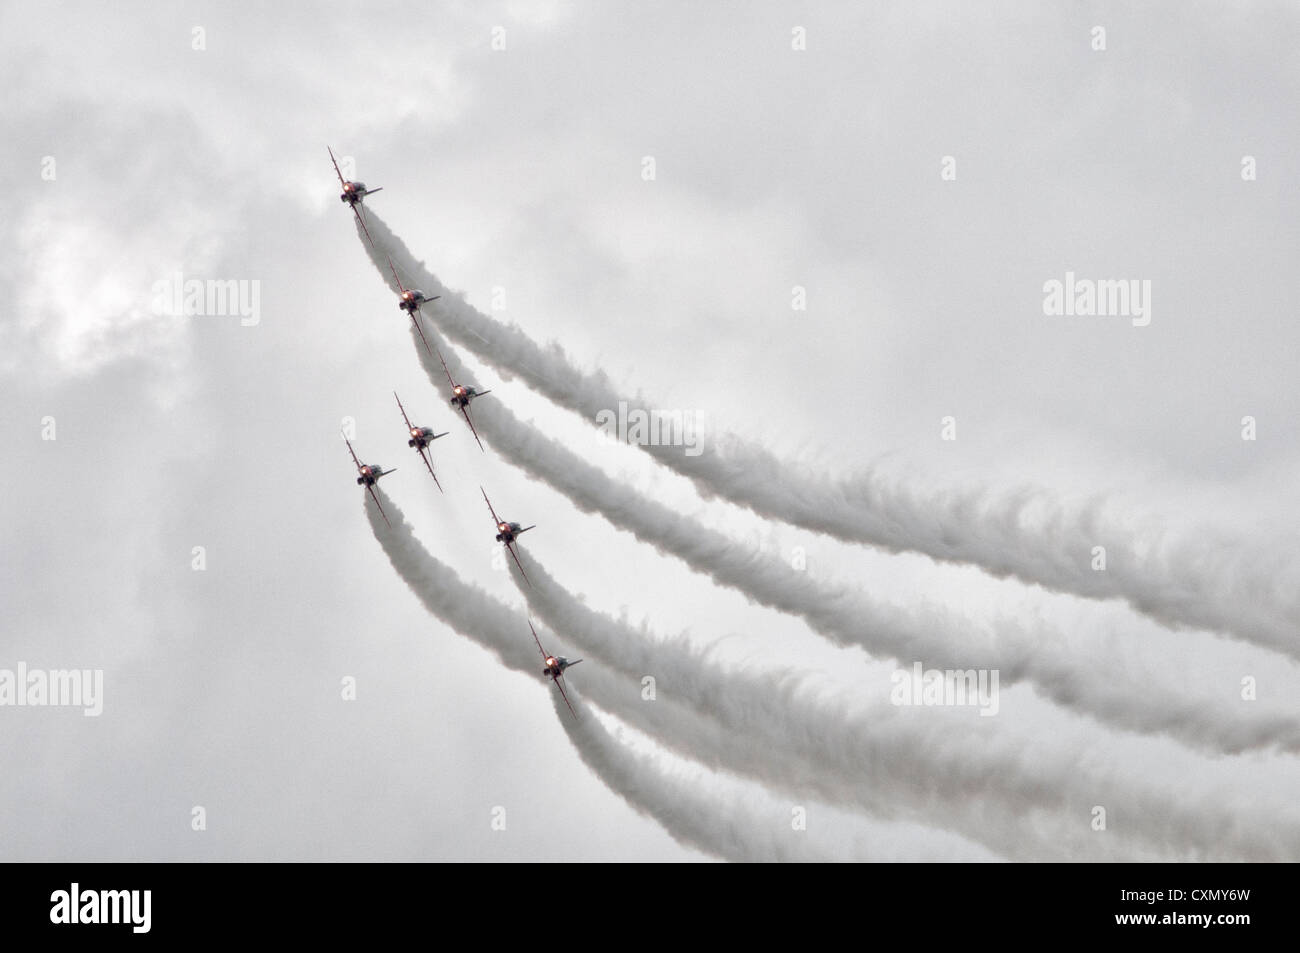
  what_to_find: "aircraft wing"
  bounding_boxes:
[528,619,548,660]
[419,447,443,493]
[394,392,414,431]
[462,405,485,452]
[343,435,363,474]
[386,254,408,295]
[367,484,391,528]
[481,487,500,525]
[436,348,457,389]
[555,675,577,719]
[409,312,436,358]
[505,541,531,588]
[328,146,346,187]
[352,204,374,246]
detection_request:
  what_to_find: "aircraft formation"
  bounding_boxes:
[329,147,580,716]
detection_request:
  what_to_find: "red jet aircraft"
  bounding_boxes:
[394,391,448,492]
[328,146,383,245]
[439,350,491,452]
[344,434,394,527]
[529,619,581,718]
[482,487,534,586]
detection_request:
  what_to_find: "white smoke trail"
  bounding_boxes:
[553,685,948,862]
[359,222,1300,757]
[360,213,1300,658]
[364,486,978,861]
[506,545,1300,863]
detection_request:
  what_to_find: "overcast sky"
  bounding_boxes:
[3,1,1298,861]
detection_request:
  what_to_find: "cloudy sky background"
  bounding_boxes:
[2,1,1298,860]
